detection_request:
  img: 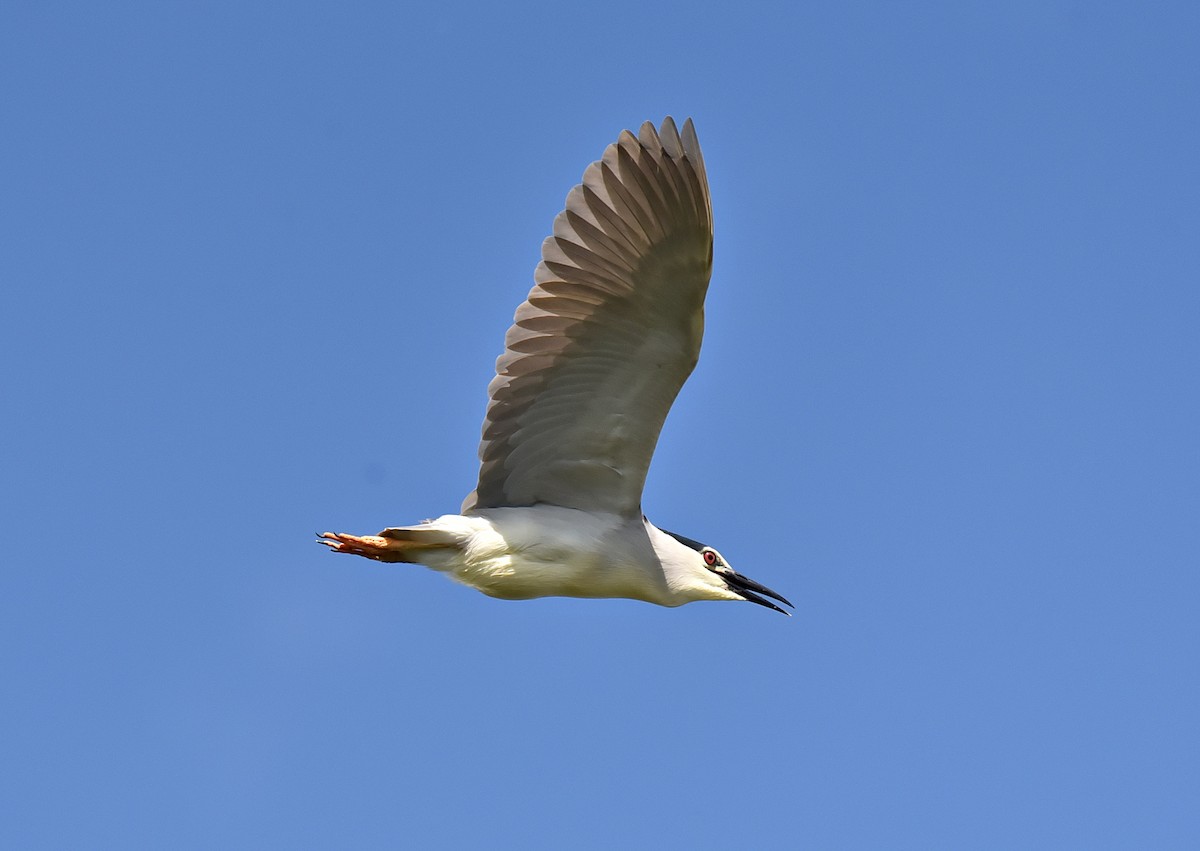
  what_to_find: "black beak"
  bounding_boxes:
[720,569,794,616]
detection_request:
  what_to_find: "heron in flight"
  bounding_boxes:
[319,117,792,615]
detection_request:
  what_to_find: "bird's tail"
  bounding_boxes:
[377,524,463,561]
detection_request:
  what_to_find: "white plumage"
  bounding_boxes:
[319,117,791,615]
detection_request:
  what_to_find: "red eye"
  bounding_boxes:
[703,551,717,566]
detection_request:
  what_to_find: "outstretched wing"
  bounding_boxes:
[462,117,713,516]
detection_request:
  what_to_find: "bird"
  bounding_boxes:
[318,117,792,615]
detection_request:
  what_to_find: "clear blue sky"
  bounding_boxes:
[2,1,1198,847]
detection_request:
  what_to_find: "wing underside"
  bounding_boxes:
[463,117,713,516]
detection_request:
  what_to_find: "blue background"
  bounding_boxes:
[3,1,1197,847]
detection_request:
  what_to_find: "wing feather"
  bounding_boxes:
[462,117,713,515]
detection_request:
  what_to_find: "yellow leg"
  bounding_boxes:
[316,531,410,563]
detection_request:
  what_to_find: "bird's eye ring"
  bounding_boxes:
[703,550,718,566]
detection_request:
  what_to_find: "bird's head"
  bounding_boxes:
[661,529,794,615]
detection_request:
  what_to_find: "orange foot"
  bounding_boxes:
[316,531,408,563]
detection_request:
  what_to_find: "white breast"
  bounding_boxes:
[418,507,679,605]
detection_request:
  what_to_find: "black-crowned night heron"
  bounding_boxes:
[319,117,792,615]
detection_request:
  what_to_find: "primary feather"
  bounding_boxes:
[462,117,713,515]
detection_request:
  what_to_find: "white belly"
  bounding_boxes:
[418,506,678,606]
